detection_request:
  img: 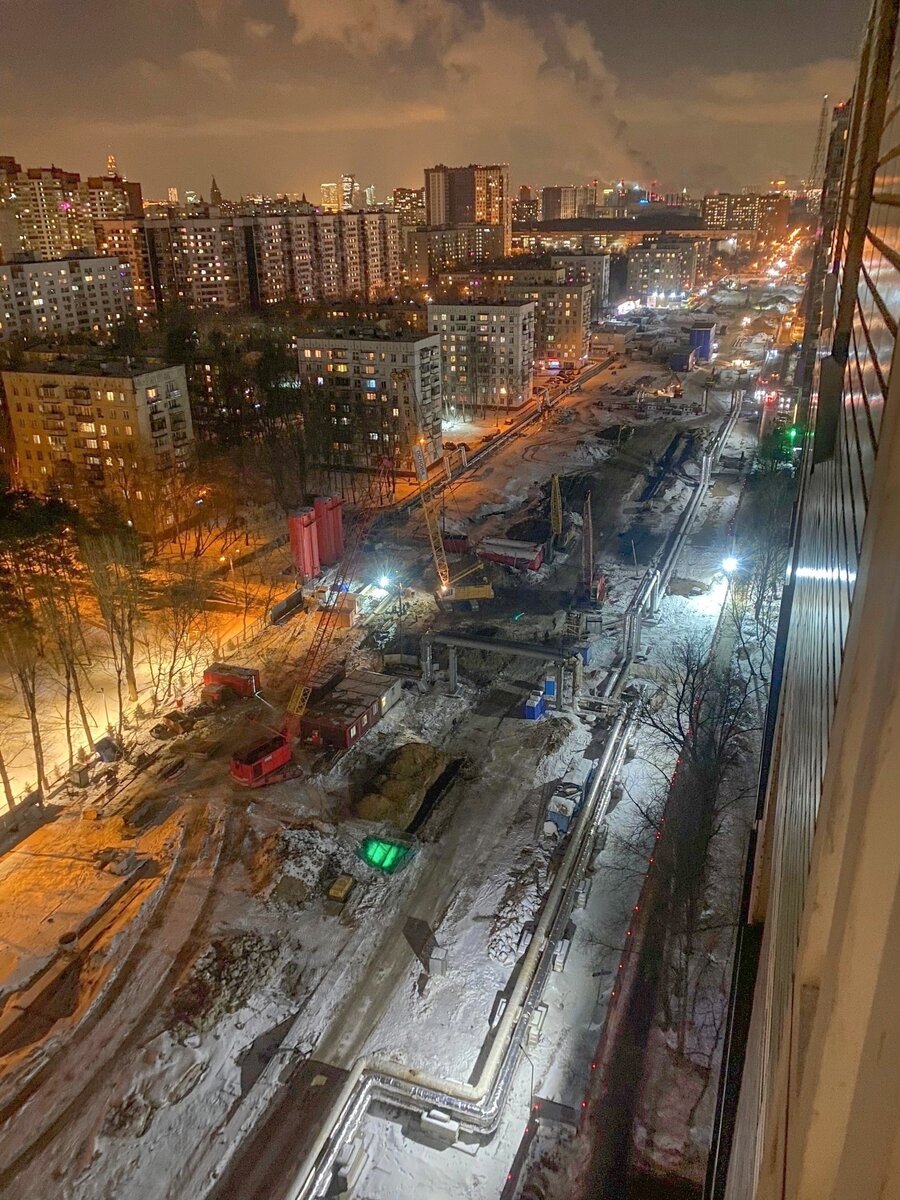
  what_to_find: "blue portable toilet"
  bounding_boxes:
[543,675,557,699]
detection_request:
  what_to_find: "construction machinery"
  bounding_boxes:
[391,370,493,604]
[229,458,394,786]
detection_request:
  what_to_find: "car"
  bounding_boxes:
[504,418,515,426]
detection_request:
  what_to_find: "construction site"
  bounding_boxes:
[0,332,762,1200]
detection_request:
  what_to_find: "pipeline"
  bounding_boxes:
[602,395,740,701]
[290,706,634,1199]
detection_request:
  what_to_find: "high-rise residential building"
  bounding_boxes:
[626,235,700,301]
[392,187,426,227]
[539,186,577,222]
[146,212,250,309]
[320,182,339,212]
[402,224,507,285]
[0,161,96,261]
[503,279,590,367]
[144,209,402,309]
[513,185,540,224]
[364,184,377,208]
[106,153,118,178]
[574,182,599,218]
[167,187,179,205]
[0,253,135,341]
[424,163,512,254]
[436,263,591,367]
[340,173,357,212]
[93,219,155,316]
[549,252,611,320]
[0,361,192,520]
[708,4,900,1198]
[428,300,535,411]
[702,192,790,238]
[86,174,144,221]
[295,329,443,475]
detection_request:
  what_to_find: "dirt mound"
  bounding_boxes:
[489,843,553,963]
[166,933,277,1038]
[357,741,450,828]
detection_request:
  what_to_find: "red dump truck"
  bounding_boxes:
[201,663,261,705]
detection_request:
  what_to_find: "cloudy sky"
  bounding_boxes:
[0,0,864,199]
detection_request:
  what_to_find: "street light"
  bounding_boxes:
[379,574,391,590]
[722,555,739,575]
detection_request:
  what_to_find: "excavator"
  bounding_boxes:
[391,370,493,605]
[229,457,394,787]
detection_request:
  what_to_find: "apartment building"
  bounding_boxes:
[709,3,900,1197]
[702,192,791,240]
[428,301,535,412]
[1,361,192,519]
[0,159,143,263]
[424,164,512,254]
[94,219,156,316]
[549,252,611,320]
[144,209,402,308]
[146,213,251,309]
[505,281,590,366]
[0,253,135,341]
[626,235,700,301]
[391,187,426,227]
[402,224,507,285]
[296,329,442,474]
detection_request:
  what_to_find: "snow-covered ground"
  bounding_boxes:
[0,359,754,1200]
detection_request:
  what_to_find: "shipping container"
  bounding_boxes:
[202,662,261,699]
[477,537,545,571]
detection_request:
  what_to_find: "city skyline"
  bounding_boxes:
[0,0,863,198]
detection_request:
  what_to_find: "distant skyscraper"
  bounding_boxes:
[340,173,356,212]
[210,176,222,207]
[106,153,118,178]
[364,184,377,208]
[423,163,511,254]
[167,186,179,204]
[320,182,339,212]
[184,189,200,207]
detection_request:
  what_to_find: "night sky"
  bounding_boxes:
[0,0,867,198]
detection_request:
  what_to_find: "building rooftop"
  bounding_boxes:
[294,325,437,343]
[2,355,173,379]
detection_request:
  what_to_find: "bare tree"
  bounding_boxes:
[140,560,214,709]
[638,634,754,1058]
[0,591,48,792]
[79,520,146,726]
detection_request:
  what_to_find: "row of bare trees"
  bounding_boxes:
[0,490,284,801]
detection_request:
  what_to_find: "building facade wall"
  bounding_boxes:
[428,301,535,410]
[722,2,900,1196]
[1,363,192,516]
[0,255,135,340]
[296,333,442,473]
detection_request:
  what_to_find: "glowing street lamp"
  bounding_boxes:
[722,555,739,575]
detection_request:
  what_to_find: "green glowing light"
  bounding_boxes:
[357,836,414,874]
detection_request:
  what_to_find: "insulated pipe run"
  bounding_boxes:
[290,709,633,1200]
